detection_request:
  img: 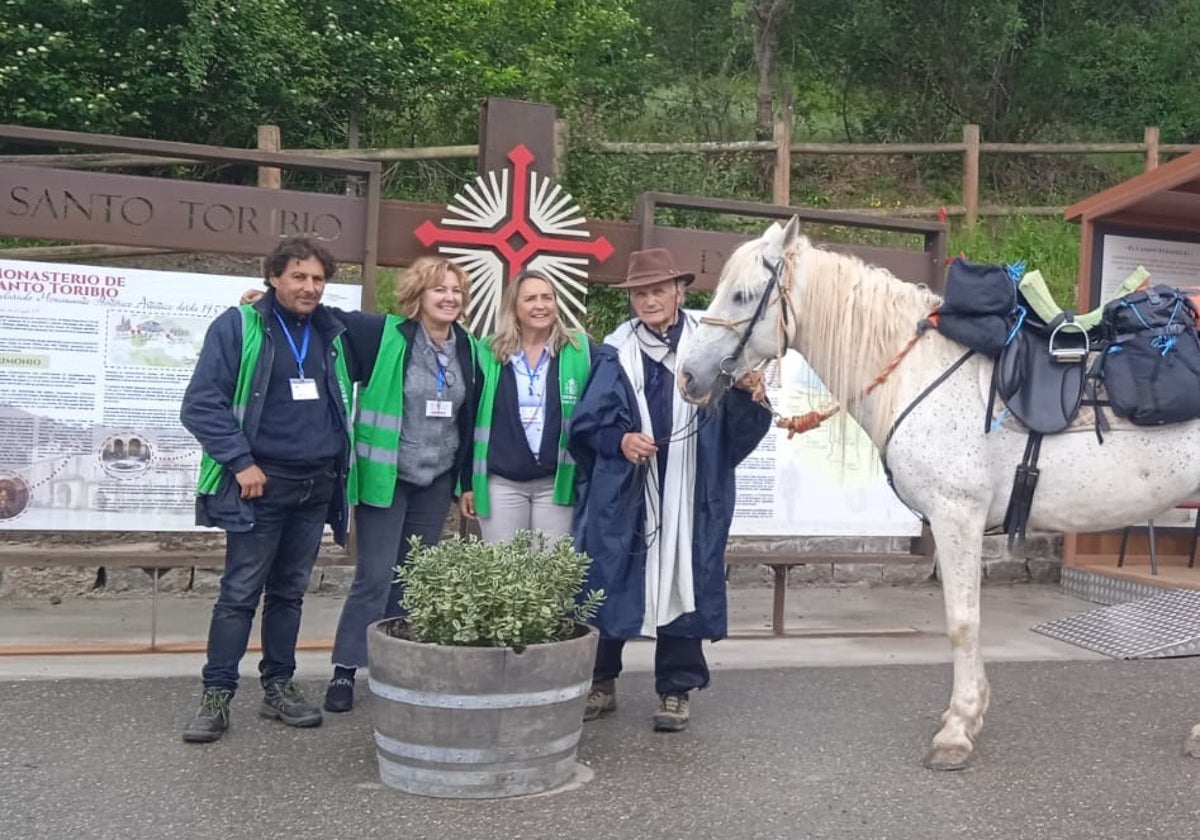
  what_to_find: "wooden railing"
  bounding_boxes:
[3,121,1197,240]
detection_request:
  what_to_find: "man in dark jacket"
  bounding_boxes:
[179,236,355,743]
[570,247,771,733]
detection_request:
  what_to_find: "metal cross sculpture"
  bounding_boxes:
[415,144,613,335]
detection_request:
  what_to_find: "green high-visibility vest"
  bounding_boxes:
[470,331,590,517]
[196,304,352,494]
[353,316,479,507]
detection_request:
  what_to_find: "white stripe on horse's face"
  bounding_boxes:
[677,228,788,405]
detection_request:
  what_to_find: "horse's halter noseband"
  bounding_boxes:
[698,253,793,382]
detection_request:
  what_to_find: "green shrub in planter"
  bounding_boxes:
[395,531,604,651]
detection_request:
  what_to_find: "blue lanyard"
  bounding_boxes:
[273,308,311,378]
[434,350,448,398]
[519,348,548,396]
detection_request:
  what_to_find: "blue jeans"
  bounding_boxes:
[201,471,335,693]
[331,470,454,669]
[594,635,710,696]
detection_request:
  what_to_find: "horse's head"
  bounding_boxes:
[678,216,804,404]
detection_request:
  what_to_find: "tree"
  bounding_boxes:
[744,0,790,143]
[0,0,654,153]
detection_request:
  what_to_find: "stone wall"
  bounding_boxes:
[0,528,1064,601]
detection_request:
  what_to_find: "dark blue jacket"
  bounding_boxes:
[180,291,353,544]
[569,344,771,639]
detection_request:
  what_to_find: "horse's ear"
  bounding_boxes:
[761,219,785,254]
[781,216,801,248]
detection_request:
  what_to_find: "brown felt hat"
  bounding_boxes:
[613,248,695,289]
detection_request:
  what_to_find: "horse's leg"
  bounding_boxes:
[924,510,990,771]
[1186,726,1200,757]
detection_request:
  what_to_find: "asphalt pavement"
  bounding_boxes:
[3,583,1199,840]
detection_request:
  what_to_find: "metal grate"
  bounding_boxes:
[1059,565,1178,606]
[1032,588,1200,659]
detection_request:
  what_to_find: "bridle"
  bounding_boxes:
[697,253,794,385]
[693,247,931,438]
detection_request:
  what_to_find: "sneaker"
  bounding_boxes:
[323,676,355,713]
[182,687,232,743]
[583,679,617,721]
[260,680,323,728]
[653,692,690,732]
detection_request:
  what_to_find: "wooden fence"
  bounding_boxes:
[3,120,1198,257]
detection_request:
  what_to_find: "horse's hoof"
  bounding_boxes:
[1184,725,1200,758]
[923,745,972,771]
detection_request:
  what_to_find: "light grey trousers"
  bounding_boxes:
[477,474,573,543]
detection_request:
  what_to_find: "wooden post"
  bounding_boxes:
[346,112,362,196]
[554,118,569,181]
[962,124,980,229]
[256,124,281,189]
[772,106,792,206]
[1144,126,1160,172]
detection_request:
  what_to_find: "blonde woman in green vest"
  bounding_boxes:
[234,256,481,715]
[318,256,481,714]
[459,269,593,542]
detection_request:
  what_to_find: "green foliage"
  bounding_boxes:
[395,532,604,651]
[0,0,653,151]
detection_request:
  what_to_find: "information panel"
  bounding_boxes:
[1099,233,1200,301]
[0,259,360,530]
[730,351,922,537]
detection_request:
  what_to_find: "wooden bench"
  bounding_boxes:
[725,549,933,636]
[0,543,351,572]
[0,542,352,650]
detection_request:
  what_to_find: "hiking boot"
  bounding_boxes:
[653,692,690,732]
[323,676,355,713]
[182,687,232,743]
[260,680,323,728]
[583,679,617,721]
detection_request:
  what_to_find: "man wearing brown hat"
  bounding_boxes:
[568,247,770,732]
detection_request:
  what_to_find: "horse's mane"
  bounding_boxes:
[790,240,942,443]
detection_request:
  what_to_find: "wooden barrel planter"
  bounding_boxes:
[366,618,598,799]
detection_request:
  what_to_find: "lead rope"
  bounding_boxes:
[764,316,936,438]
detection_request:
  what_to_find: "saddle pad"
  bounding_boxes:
[979,361,1131,435]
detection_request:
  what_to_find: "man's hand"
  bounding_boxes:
[620,432,658,466]
[733,370,766,402]
[459,491,476,519]
[235,464,267,499]
[240,289,264,305]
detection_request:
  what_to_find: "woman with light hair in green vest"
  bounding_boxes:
[459,269,593,542]
[323,256,481,714]
[234,257,481,715]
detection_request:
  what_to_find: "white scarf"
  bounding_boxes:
[615,316,698,636]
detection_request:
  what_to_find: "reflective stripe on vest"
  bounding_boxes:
[196,305,352,495]
[354,318,480,507]
[352,315,409,508]
[470,331,590,518]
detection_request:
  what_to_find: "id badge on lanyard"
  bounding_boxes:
[274,308,319,401]
[290,378,319,400]
[426,346,453,418]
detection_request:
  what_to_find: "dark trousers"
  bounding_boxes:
[202,471,335,693]
[594,635,710,696]
[331,470,454,669]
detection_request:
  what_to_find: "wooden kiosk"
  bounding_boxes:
[1061,150,1200,589]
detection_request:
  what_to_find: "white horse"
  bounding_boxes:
[676,216,1200,769]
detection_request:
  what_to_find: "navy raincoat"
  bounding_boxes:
[569,343,771,640]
